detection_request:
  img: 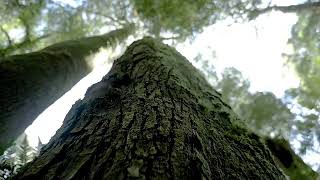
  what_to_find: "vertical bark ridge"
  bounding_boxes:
[16,38,285,179]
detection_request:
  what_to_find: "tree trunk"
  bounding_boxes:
[0,25,134,154]
[16,38,285,179]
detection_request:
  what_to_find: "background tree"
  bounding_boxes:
[214,68,293,138]
[16,135,36,166]
[0,26,133,154]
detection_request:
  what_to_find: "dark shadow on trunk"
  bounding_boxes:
[265,137,318,180]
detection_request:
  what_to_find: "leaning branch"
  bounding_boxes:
[2,34,51,57]
[249,1,320,19]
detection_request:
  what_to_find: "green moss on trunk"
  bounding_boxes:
[16,38,285,179]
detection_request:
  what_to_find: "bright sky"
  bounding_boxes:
[176,12,299,97]
[23,0,319,170]
[25,46,123,146]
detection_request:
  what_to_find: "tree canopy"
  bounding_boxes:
[0,0,264,56]
[284,8,320,157]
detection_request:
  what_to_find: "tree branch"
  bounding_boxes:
[19,16,31,41]
[160,35,182,41]
[249,1,320,19]
[0,26,12,46]
[1,34,50,56]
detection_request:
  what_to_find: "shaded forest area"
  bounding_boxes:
[0,0,320,179]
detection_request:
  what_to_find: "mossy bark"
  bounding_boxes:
[0,26,134,154]
[16,38,285,179]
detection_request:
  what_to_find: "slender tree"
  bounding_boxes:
[16,38,285,179]
[0,25,135,154]
[36,137,44,156]
[16,135,35,166]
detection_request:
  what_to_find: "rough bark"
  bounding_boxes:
[16,38,285,179]
[0,25,134,154]
[265,137,319,180]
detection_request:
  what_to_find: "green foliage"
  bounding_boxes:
[216,69,294,138]
[130,0,262,40]
[285,10,320,157]
[287,11,320,110]
[131,0,216,39]
[0,0,46,56]
[216,68,250,110]
[193,56,294,138]
[0,0,265,56]
[195,54,317,174]
[193,53,218,85]
[238,92,294,137]
[0,0,99,56]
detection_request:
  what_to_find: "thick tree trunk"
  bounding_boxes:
[16,38,285,179]
[0,25,134,154]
